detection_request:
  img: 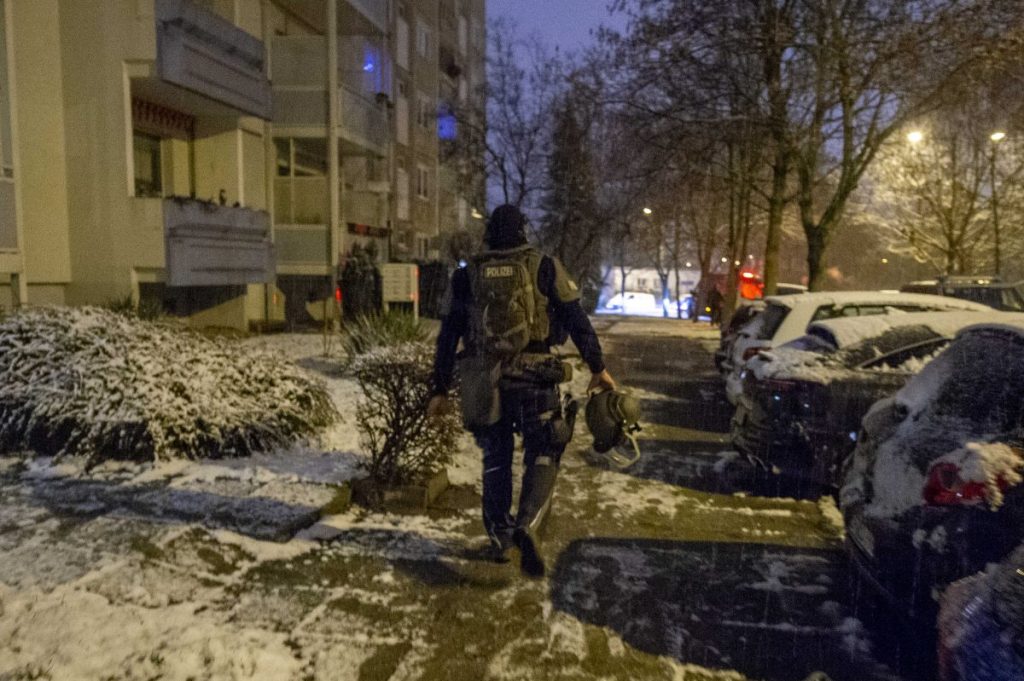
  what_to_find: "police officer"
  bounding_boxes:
[427,204,616,577]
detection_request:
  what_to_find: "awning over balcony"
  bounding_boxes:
[164,199,274,287]
[155,0,272,119]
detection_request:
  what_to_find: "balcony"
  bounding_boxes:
[155,0,272,119]
[344,0,388,34]
[163,198,274,286]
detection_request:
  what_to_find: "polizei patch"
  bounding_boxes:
[484,265,515,278]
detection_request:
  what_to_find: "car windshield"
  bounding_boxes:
[756,303,789,340]
[908,330,1024,429]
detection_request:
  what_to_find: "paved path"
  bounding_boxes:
[0,319,906,681]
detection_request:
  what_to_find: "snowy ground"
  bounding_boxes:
[0,322,901,681]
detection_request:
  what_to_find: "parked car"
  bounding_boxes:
[937,543,1024,681]
[732,311,1001,488]
[723,291,993,404]
[715,301,765,372]
[841,320,1024,623]
[601,291,662,316]
[901,275,1024,312]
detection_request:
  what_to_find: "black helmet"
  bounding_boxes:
[485,204,528,249]
[585,389,642,468]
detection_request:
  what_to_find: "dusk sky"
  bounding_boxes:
[486,0,627,55]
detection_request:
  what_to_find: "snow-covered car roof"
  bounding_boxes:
[956,316,1024,340]
[808,310,1013,349]
[761,290,994,312]
[750,311,1009,384]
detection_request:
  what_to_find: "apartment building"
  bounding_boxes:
[270,0,486,322]
[0,0,484,328]
[0,0,281,328]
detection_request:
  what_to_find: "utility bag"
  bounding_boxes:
[458,354,503,430]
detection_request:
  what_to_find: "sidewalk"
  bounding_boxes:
[0,330,881,681]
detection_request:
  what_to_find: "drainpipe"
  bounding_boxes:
[326,0,340,337]
[261,0,275,329]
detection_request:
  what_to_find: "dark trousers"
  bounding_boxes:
[473,382,567,546]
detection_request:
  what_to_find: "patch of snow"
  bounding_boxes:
[817,496,845,539]
[713,450,741,474]
[933,442,1024,509]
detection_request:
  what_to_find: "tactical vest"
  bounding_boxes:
[466,246,550,358]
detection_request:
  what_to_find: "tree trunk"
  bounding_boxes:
[763,149,789,295]
[805,226,828,291]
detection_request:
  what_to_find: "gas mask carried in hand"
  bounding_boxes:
[585,389,642,469]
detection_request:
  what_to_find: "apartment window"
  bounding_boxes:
[396,81,409,146]
[133,132,163,198]
[396,165,410,220]
[416,93,434,131]
[396,16,409,70]
[458,15,468,55]
[416,20,431,58]
[416,164,430,200]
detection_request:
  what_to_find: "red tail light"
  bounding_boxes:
[743,346,768,361]
[923,462,1008,506]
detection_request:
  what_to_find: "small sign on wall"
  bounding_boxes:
[381,263,419,319]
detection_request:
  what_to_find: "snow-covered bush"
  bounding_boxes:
[352,342,459,487]
[340,311,428,367]
[0,307,336,466]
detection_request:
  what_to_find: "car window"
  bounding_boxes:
[923,330,1024,429]
[856,305,890,316]
[1002,288,1024,312]
[946,286,1000,308]
[756,303,789,340]
[810,305,841,322]
[859,338,949,370]
[840,325,943,368]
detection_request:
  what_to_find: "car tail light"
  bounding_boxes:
[742,346,768,361]
[923,462,1008,506]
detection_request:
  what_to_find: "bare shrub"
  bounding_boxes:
[352,342,459,486]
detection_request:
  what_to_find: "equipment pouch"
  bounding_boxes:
[458,355,503,430]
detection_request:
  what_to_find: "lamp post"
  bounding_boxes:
[990,131,1006,276]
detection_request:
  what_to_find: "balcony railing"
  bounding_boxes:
[155,0,271,119]
[163,198,273,286]
[340,86,388,153]
[347,0,388,33]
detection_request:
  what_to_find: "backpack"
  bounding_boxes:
[467,247,549,358]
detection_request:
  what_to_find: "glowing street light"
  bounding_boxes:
[642,207,653,216]
[991,131,1007,143]
[906,130,924,144]
[720,257,728,263]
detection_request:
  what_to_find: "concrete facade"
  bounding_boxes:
[0,0,485,327]
[0,0,279,327]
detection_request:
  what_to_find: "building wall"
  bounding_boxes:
[10,0,71,298]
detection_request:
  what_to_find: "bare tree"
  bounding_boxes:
[858,111,1024,275]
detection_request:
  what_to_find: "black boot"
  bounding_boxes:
[513,526,545,577]
[513,457,558,578]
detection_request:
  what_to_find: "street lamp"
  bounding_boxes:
[642,207,653,216]
[907,130,924,145]
[990,131,1007,275]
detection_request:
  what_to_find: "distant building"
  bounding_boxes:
[0,0,485,328]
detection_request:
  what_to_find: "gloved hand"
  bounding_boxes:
[588,369,617,393]
[427,394,452,419]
